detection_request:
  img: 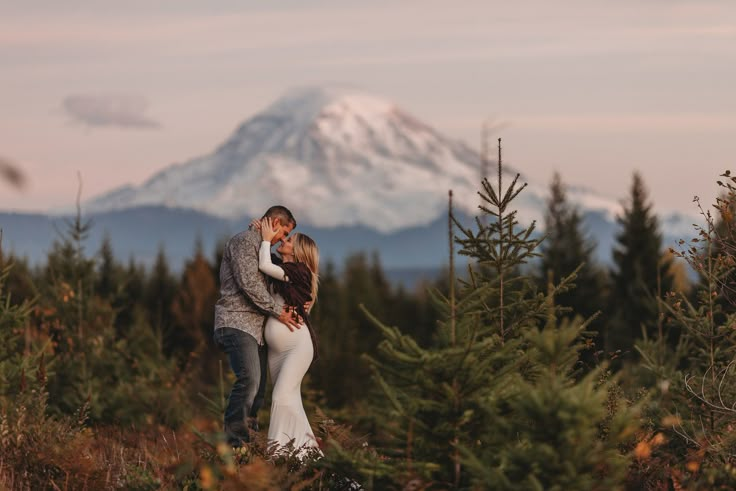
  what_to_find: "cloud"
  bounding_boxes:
[62,94,161,129]
[0,156,27,190]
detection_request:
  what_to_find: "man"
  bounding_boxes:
[214,205,301,447]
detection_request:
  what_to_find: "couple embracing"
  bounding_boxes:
[213,205,320,454]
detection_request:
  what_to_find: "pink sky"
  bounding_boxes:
[1,0,734,216]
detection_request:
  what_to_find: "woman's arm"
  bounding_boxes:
[259,241,287,281]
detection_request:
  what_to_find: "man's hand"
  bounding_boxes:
[260,217,281,243]
[277,305,302,331]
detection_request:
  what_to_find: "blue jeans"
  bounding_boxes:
[214,327,267,447]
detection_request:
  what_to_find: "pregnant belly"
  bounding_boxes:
[264,316,311,353]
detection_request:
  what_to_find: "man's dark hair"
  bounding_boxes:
[263,205,296,228]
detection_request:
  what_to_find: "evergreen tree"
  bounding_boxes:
[0,251,36,307]
[310,255,439,415]
[386,283,437,348]
[115,257,146,331]
[635,172,736,488]
[144,245,178,355]
[608,172,673,358]
[0,237,38,401]
[539,172,607,361]
[171,245,218,383]
[462,319,637,490]
[94,233,131,337]
[310,260,349,408]
[42,208,96,349]
[311,253,389,408]
[360,140,638,489]
[697,189,736,314]
[95,233,123,301]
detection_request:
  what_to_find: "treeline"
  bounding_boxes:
[0,217,443,423]
[1,169,693,416]
[537,171,690,365]
[2,163,734,489]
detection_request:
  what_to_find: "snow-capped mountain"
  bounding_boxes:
[87,86,485,231]
[85,85,697,242]
[84,86,625,233]
[1,86,701,279]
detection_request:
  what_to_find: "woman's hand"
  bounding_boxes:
[260,217,280,242]
[249,218,262,230]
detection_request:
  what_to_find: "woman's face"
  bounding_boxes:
[277,234,295,257]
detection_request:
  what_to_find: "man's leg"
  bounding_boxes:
[248,342,269,431]
[214,327,262,447]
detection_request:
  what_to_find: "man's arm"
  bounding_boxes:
[228,232,283,318]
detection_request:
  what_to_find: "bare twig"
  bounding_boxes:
[683,359,736,414]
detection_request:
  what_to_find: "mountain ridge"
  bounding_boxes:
[5,85,698,285]
[82,86,573,232]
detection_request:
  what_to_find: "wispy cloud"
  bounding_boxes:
[62,94,161,129]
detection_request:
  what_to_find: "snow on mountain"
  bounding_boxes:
[84,86,683,233]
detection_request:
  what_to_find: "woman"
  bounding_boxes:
[258,217,320,455]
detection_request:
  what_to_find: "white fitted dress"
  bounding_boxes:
[258,242,319,454]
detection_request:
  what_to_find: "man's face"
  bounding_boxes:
[270,219,294,246]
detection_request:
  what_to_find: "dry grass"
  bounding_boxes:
[0,404,376,490]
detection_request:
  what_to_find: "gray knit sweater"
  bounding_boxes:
[214,228,283,344]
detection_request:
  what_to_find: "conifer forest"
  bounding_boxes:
[4,148,736,490]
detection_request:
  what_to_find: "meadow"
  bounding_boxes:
[2,163,736,490]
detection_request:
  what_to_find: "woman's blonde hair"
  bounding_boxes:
[292,233,319,311]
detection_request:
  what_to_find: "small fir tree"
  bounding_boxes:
[608,172,674,358]
[115,257,146,330]
[362,140,638,489]
[0,233,38,402]
[144,245,178,354]
[539,173,606,321]
[538,172,608,364]
[636,172,736,488]
[95,233,123,301]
